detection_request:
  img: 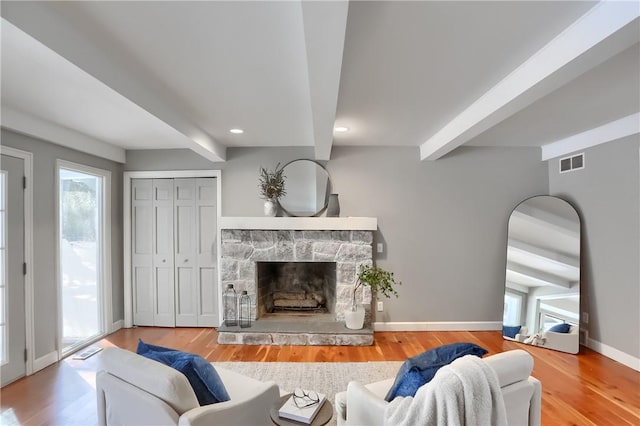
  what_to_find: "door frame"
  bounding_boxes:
[0,146,34,375]
[123,170,222,328]
[55,159,112,358]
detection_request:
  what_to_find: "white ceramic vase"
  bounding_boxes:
[344,305,365,329]
[264,199,277,217]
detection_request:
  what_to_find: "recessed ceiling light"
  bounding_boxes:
[334,126,349,133]
[230,128,244,134]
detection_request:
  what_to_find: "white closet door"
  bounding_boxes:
[174,179,198,326]
[131,179,154,326]
[196,178,218,326]
[153,179,175,327]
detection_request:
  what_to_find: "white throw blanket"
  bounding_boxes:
[383,355,508,426]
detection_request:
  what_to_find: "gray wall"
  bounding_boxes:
[549,135,640,358]
[127,145,548,323]
[1,129,124,359]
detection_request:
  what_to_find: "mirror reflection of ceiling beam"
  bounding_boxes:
[508,239,579,270]
[506,263,572,289]
[511,208,579,238]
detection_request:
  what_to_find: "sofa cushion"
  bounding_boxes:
[502,325,522,339]
[384,342,488,401]
[137,340,230,406]
[548,323,571,333]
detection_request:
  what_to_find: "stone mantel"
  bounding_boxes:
[219,216,377,231]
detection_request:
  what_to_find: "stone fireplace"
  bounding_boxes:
[217,218,376,345]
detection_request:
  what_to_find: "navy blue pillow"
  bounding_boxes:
[502,325,522,339]
[548,323,571,333]
[136,339,230,406]
[384,342,488,401]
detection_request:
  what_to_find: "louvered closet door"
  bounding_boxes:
[196,178,218,326]
[152,179,175,327]
[131,179,154,326]
[174,179,198,326]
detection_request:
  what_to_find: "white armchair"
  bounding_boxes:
[96,347,280,426]
[540,325,580,354]
[335,349,541,426]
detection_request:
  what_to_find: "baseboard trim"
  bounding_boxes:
[112,319,124,332]
[33,350,59,373]
[373,321,502,332]
[587,338,640,372]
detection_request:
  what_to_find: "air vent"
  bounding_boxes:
[559,153,584,173]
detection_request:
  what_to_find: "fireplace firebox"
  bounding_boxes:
[257,261,336,318]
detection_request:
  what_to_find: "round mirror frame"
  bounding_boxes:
[278,159,332,217]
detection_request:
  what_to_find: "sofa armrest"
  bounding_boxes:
[178,381,279,426]
[528,376,542,426]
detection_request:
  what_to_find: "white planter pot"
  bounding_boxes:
[345,305,365,330]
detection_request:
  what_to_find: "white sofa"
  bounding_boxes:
[96,347,280,426]
[335,349,541,426]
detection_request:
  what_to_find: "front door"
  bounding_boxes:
[1,154,26,386]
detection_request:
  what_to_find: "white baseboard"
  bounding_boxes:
[587,337,640,372]
[373,321,502,332]
[112,319,124,332]
[33,350,59,373]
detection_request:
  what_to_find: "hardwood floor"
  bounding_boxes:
[1,327,638,425]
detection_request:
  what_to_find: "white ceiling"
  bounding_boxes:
[1,1,638,163]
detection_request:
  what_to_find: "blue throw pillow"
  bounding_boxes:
[548,323,571,333]
[384,342,488,401]
[502,325,522,339]
[136,339,230,405]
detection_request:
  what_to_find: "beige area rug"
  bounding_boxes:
[215,361,402,425]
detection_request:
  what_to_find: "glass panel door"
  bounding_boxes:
[0,171,6,364]
[59,168,103,354]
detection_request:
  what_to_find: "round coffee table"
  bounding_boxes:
[270,393,333,426]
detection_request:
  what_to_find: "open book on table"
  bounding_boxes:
[278,389,327,424]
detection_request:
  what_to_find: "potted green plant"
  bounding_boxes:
[345,264,401,329]
[258,163,286,216]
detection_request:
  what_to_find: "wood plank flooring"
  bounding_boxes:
[1,327,638,425]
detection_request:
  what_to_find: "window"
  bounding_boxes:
[0,172,7,365]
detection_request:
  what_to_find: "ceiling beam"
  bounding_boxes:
[300,0,349,161]
[1,2,226,162]
[541,112,640,160]
[420,1,640,160]
[2,106,126,163]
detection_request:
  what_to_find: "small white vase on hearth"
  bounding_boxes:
[263,199,277,217]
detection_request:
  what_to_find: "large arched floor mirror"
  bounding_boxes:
[502,196,581,354]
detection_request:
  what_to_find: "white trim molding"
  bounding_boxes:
[112,319,124,333]
[373,321,503,332]
[123,170,222,328]
[33,350,58,373]
[219,216,377,231]
[542,113,640,160]
[0,146,35,376]
[587,337,640,372]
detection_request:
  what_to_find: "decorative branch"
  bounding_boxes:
[258,163,286,200]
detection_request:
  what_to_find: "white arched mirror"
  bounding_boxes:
[503,196,581,354]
